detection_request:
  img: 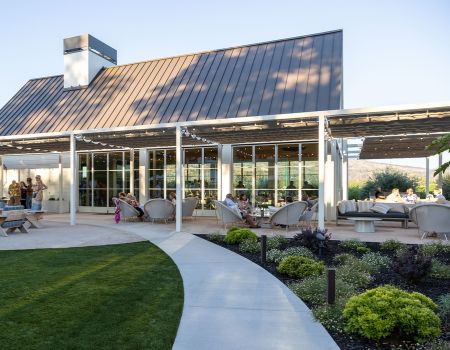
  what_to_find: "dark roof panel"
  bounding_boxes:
[0,30,343,136]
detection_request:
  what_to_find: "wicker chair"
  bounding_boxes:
[270,201,308,231]
[214,200,245,228]
[115,199,140,222]
[409,203,450,240]
[182,197,198,219]
[144,199,175,223]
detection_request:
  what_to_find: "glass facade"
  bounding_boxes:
[233,143,318,207]
[148,147,218,211]
[78,150,139,208]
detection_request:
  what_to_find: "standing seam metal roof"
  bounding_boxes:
[0,30,343,136]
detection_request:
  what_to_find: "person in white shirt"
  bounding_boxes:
[224,193,259,228]
[403,188,418,203]
[386,188,403,203]
[434,188,447,204]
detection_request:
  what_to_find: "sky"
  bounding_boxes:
[0,0,449,169]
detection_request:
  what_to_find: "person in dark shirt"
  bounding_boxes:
[375,186,385,200]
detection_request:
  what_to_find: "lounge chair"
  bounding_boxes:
[116,198,140,222]
[144,199,175,223]
[182,197,198,219]
[269,201,308,231]
[409,203,450,240]
[214,200,245,229]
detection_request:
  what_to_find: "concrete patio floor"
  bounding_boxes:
[0,213,341,350]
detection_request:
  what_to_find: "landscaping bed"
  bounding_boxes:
[198,230,450,350]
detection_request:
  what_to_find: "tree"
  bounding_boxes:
[360,168,419,199]
[427,134,450,176]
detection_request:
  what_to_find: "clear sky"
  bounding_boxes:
[0,0,449,168]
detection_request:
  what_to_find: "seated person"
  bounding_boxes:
[434,188,447,204]
[385,188,403,203]
[301,193,314,208]
[224,193,259,228]
[403,188,418,203]
[126,193,145,219]
[168,192,176,204]
[374,186,385,200]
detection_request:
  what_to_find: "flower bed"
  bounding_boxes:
[198,232,450,350]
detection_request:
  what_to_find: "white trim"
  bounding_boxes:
[175,126,182,232]
[69,133,77,225]
[318,115,326,230]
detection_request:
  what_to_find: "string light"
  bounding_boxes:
[180,128,217,145]
[0,143,52,153]
[75,136,127,149]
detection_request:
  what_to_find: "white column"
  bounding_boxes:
[438,154,443,188]
[318,115,326,230]
[0,156,3,198]
[139,149,149,203]
[342,140,348,200]
[70,134,77,225]
[217,144,223,201]
[221,144,232,200]
[175,126,182,232]
[425,157,430,195]
[129,149,134,195]
[58,153,64,214]
[325,140,336,222]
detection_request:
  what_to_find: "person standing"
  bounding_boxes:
[8,180,21,205]
[25,177,33,209]
[32,175,48,210]
[19,181,27,207]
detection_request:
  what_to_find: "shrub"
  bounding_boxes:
[420,242,450,257]
[380,239,404,252]
[360,252,391,273]
[206,233,224,243]
[437,293,450,327]
[343,285,441,342]
[277,256,324,279]
[313,299,348,334]
[333,253,357,266]
[337,264,372,288]
[224,228,257,245]
[360,168,419,199]
[293,228,331,252]
[266,235,288,250]
[339,239,367,251]
[356,246,371,254]
[239,239,260,253]
[267,247,314,264]
[289,275,356,306]
[348,183,362,200]
[431,260,450,279]
[393,246,432,283]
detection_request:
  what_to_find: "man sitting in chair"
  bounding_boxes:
[225,194,260,228]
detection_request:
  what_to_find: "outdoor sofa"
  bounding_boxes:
[336,200,409,228]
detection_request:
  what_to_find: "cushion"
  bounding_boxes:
[370,203,391,214]
[345,200,357,212]
[2,220,25,228]
[3,205,24,211]
[338,201,347,214]
[340,211,408,219]
[357,201,374,212]
[385,203,406,213]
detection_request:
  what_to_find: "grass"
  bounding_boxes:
[0,242,184,350]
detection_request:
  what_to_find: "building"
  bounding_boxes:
[0,31,449,231]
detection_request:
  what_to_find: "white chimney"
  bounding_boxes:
[63,34,117,90]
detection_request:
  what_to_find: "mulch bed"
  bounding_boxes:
[196,234,450,350]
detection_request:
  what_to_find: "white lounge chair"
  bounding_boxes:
[182,197,198,219]
[116,198,140,222]
[144,199,175,223]
[214,200,245,229]
[409,203,450,240]
[270,201,308,231]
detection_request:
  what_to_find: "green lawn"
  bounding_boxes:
[0,242,184,350]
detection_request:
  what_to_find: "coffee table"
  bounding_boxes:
[347,217,382,233]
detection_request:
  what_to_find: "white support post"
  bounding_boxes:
[318,115,326,230]
[0,156,3,198]
[425,157,430,195]
[58,153,64,214]
[70,134,77,226]
[342,140,348,200]
[175,126,182,232]
[129,149,134,195]
[438,154,443,188]
[139,149,149,203]
[217,144,223,202]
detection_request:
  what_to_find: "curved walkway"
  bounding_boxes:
[1,214,339,350]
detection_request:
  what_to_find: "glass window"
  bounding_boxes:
[109,152,124,171]
[255,145,275,206]
[233,146,253,199]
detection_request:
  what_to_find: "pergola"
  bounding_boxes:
[1,101,449,232]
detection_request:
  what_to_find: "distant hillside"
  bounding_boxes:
[348,160,431,183]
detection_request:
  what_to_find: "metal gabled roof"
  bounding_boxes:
[0,30,343,136]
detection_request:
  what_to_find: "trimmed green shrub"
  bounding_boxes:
[266,235,288,250]
[224,228,257,245]
[356,246,371,254]
[289,275,356,306]
[437,293,450,327]
[343,285,441,342]
[339,239,367,251]
[431,260,450,279]
[239,238,260,253]
[277,256,324,279]
[206,233,224,243]
[267,247,314,264]
[380,239,404,252]
[393,246,432,283]
[420,242,450,257]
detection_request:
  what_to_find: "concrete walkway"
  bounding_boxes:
[1,214,339,350]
